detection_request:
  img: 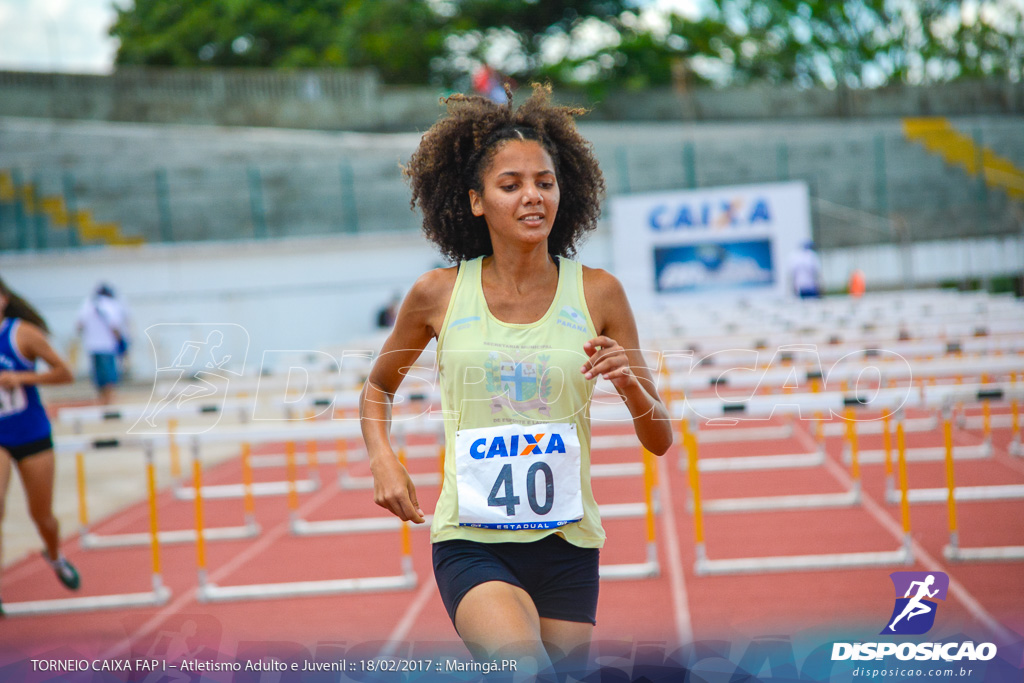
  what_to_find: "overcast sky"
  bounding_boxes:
[0,0,124,73]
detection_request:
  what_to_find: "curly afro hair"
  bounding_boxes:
[404,83,605,263]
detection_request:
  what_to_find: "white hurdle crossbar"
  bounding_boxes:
[71,435,260,549]
[186,423,416,603]
[291,413,661,580]
[173,422,326,501]
[679,391,914,575]
[919,388,1024,563]
[4,439,172,617]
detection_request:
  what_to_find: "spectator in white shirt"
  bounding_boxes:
[788,240,823,299]
[75,283,128,405]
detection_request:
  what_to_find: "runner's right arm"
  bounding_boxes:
[360,267,456,524]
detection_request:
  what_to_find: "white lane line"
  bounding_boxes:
[793,421,1015,643]
[657,456,695,645]
[380,575,436,657]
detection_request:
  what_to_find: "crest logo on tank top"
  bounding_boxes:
[484,352,553,416]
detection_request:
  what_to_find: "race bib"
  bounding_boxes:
[0,386,27,419]
[455,423,583,530]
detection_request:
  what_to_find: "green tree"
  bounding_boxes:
[664,0,1024,88]
[429,1,635,87]
[110,0,447,83]
[109,0,1024,89]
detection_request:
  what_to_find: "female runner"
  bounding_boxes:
[360,84,672,675]
[0,276,79,616]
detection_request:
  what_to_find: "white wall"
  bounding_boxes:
[821,235,1024,291]
[2,232,440,379]
[1,230,1018,380]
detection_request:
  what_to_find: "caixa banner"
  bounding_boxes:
[610,181,811,307]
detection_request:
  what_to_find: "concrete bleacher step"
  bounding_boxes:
[3,115,1023,247]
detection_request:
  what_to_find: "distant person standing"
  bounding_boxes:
[471,64,509,104]
[75,283,129,405]
[376,292,401,329]
[0,276,80,616]
[789,240,823,298]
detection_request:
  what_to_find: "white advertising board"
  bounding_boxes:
[610,181,812,308]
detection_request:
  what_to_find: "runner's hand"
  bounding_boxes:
[581,336,637,391]
[0,371,25,390]
[370,453,425,524]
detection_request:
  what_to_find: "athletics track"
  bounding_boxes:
[1,399,1023,680]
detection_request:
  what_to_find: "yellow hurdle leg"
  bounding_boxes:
[982,401,991,442]
[882,413,893,497]
[398,446,413,574]
[286,441,298,513]
[168,418,181,479]
[1013,399,1020,441]
[897,419,911,536]
[147,447,162,577]
[686,423,704,546]
[642,448,656,544]
[191,444,206,577]
[76,452,89,528]
[240,442,255,523]
[845,408,861,485]
[943,412,958,549]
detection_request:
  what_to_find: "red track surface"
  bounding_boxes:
[2,407,1022,668]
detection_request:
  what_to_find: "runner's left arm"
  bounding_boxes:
[0,321,73,389]
[582,268,673,456]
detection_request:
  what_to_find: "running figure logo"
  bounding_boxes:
[130,323,249,435]
[881,571,949,635]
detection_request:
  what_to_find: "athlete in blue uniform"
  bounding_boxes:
[0,277,78,616]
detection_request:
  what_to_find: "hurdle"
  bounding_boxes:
[334,439,654,492]
[3,438,172,616]
[295,414,661,527]
[956,378,1023,457]
[822,415,936,438]
[681,396,914,575]
[329,405,662,519]
[71,434,259,549]
[678,390,913,515]
[876,387,1024,565]
[290,425,431,536]
[57,397,259,445]
[173,427,322,501]
[841,383,1004,466]
[942,409,1024,562]
[187,423,416,603]
[885,387,1024,505]
[289,409,662,579]
[599,447,661,580]
[675,392,853,475]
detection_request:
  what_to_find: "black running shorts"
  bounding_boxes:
[432,534,600,628]
[2,435,54,461]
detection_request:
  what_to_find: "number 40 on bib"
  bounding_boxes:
[454,423,583,530]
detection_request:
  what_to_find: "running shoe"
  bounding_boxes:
[44,553,81,590]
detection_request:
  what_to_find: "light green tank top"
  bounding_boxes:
[431,255,605,548]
